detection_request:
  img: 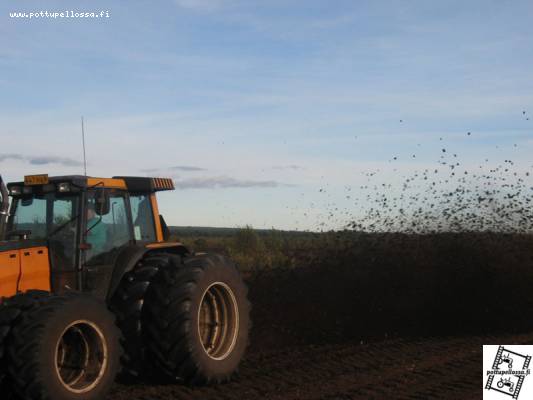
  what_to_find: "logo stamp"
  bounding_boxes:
[484,346,532,399]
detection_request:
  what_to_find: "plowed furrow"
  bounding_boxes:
[110,333,533,400]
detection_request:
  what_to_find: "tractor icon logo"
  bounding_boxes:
[485,346,531,399]
[497,377,515,393]
[498,354,514,370]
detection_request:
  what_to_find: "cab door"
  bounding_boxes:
[0,250,20,298]
[82,189,133,298]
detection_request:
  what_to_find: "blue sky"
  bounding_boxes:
[1,0,532,230]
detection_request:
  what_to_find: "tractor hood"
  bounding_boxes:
[0,239,48,252]
[0,239,51,299]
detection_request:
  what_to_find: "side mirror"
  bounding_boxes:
[94,188,110,216]
[0,175,6,207]
[21,198,34,207]
[0,175,8,239]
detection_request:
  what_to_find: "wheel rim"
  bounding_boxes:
[54,320,108,394]
[198,282,239,360]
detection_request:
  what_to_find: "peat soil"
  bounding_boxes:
[111,233,533,399]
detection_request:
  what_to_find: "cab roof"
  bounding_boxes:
[8,175,175,193]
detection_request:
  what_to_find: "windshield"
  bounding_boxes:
[8,192,80,271]
[9,193,80,239]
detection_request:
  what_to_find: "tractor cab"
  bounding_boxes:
[0,174,179,299]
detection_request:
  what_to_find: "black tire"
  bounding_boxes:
[7,293,121,400]
[0,291,52,398]
[143,254,250,385]
[110,254,170,378]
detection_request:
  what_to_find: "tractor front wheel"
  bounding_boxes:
[0,291,52,398]
[7,293,121,400]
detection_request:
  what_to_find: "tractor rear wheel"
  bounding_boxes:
[7,293,121,400]
[111,254,170,378]
[143,254,250,385]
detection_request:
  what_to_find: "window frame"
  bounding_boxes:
[129,192,157,243]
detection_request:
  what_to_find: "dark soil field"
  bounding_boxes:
[111,333,533,400]
[110,233,533,399]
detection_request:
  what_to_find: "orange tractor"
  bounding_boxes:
[0,174,250,400]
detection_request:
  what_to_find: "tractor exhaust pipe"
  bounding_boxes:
[0,175,8,240]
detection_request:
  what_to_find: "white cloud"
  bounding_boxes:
[272,165,304,171]
[0,153,83,167]
[173,175,289,189]
[141,165,207,173]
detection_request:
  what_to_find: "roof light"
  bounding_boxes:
[57,182,71,193]
[9,186,22,196]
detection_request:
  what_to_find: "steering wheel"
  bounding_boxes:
[6,230,32,240]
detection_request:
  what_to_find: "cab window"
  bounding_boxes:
[85,190,132,265]
[11,197,47,238]
[130,194,156,242]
